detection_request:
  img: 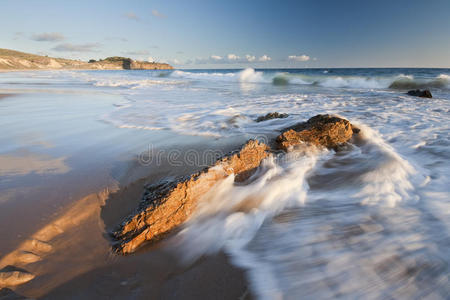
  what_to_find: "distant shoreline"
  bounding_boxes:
[0,48,173,71]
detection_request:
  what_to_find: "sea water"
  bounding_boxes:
[0,68,449,298]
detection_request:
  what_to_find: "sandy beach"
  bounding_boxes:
[3,159,250,299]
[0,91,251,299]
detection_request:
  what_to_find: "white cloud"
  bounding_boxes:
[259,54,271,62]
[13,32,24,40]
[124,12,139,21]
[152,9,167,18]
[105,36,128,42]
[245,54,256,62]
[31,32,65,42]
[122,50,150,56]
[190,53,273,65]
[288,54,310,62]
[227,54,240,60]
[52,43,101,52]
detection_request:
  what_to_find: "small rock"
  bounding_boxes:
[255,112,289,122]
[0,266,35,287]
[29,239,52,253]
[17,252,41,264]
[276,114,356,150]
[407,89,432,98]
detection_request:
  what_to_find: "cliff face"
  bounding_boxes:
[0,49,173,70]
[89,57,173,70]
[130,60,173,70]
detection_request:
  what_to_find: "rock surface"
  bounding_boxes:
[113,115,358,254]
[407,89,432,98]
[276,114,355,150]
[113,140,269,254]
[0,266,34,287]
[255,112,289,122]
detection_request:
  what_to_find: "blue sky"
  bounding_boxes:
[1,0,449,68]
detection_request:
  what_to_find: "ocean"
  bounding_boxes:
[0,68,449,298]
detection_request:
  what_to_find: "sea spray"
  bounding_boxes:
[351,124,418,206]
[171,147,325,263]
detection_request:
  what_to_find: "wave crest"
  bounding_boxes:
[388,74,449,89]
[270,73,450,90]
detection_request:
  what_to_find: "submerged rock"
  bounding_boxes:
[276,114,355,150]
[113,140,269,254]
[113,114,358,254]
[255,112,289,122]
[407,89,432,98]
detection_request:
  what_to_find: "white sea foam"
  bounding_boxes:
[170,68,269,84]
[173,148,322,263]
[351,124,418,207]
[319,76,386,89]
[270,73,450,89]
[238,68,266,83]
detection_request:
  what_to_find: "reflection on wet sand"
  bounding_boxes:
[0,150,69,178]
[0,187,115,296]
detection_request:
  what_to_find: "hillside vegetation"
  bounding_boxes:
[0,49,173,70]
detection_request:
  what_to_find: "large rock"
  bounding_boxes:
[113,115,358,254]
[276,114,355,150]
[407,89,432,98]
[113,140,269,254]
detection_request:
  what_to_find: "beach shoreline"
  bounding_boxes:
[1,67,449,299]
[0,88,251,298]
[6,171,251,299]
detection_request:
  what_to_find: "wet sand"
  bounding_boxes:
[7,178,250,300]
[0,93,12,99]
[0,116,251,299]
[2,186,250,300]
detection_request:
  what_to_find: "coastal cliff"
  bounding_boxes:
[0,49,173,70]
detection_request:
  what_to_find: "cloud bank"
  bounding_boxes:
[288,54,310,62]
[124,12,139,21]
[122,50,150,56]
[190,54,273,64]
[31,32,65,42]
[152,9,167,18]
[52,43,101,52]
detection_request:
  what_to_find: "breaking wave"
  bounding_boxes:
[388,74,450,89]
[172,147,323,262]
[271,73,450,89]
[171,124,428,298]
[170,68,269,83]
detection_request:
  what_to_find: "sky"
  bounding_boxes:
[1,0,450,68]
